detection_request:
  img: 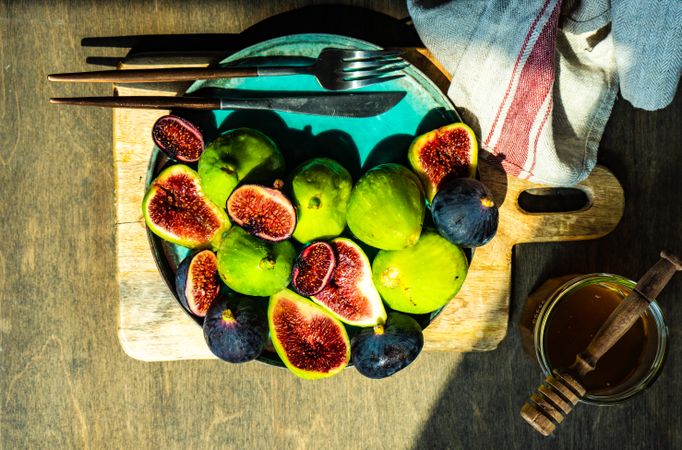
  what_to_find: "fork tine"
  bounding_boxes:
[342,58,404,71]
[336,49,403,61]
[342,63,409,80]
[342,74,405,89]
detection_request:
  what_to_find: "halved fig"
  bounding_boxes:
[226,184,296,242]
[175,249,221,317]
[408,122,478,202]
[269,289,350,379]
[312,238,386,327]
[143,165,230,249]
[204,295,268,363]
[152,115,204,163]
[292,241,336,296]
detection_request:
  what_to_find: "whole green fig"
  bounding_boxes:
[346,163,425,250]
[290,158,352,243]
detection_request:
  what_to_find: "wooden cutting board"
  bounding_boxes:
[114,52,624,361]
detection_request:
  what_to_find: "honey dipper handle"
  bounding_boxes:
[572,251,682,377]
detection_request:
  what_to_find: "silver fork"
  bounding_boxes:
[47,48,408,91]
[258,48,408,90]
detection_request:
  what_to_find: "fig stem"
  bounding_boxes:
[220,165,236,175]
[381,267,400,288]
[373,324,385,335]
[481,197,495,208]
[259,255,277,270]
[308,196,321,209]
[221,308,236,323]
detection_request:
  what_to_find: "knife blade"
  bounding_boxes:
[49,92,406,117]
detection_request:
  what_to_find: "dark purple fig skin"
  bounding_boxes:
[203,295,268,363]
[175,250,220,318]
[431,178,499,247]
[351,312,424,379]
[152,115,204,163]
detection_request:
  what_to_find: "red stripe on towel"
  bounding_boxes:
[526,97,553,177]
[484,0,555,147]
[492,2,560,176]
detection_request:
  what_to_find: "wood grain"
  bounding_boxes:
[112,55,624,359]
[2,2,681,449]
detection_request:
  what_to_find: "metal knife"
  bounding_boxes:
[49,91,406,118]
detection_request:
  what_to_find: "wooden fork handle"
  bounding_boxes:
[47,66,301,83]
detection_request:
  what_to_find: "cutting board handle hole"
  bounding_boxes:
[518,188,590,213]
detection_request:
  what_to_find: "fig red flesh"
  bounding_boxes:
[408,122,478,202]
[145,166,226,247]
[152,115,204,163]
[271,293,349,375]
[312,238,386,327]
[176,250,220,317]
[227,185,296,242]
[418,127,471,184]
[292,242,336,296]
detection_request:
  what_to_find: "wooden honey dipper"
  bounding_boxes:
[521,250,682,436]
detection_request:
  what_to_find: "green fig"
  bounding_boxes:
[371,230,468,314]
[290,158,352,243]
[217,227,295,297]
[198,128,284,208]
[346,163,425,250]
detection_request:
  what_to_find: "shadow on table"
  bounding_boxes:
[82,5,421,60]
[81,5,452,92]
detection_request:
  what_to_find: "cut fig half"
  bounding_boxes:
[227,184,296,242]
[312,238,387,327]
[152,115,204,163]
[292,241,336,296]
[408,122,478,202]
[175,249,221,317]
[143,165,230,249]
[269,289,350,379]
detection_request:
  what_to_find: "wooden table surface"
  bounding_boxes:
[1,2,680,449]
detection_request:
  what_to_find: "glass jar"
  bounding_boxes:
[520,274,668,405]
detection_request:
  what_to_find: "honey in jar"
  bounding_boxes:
[520,274,668,404]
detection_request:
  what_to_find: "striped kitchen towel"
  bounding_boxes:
[408,0,682,185]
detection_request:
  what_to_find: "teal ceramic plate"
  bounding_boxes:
[146,33,463,367]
